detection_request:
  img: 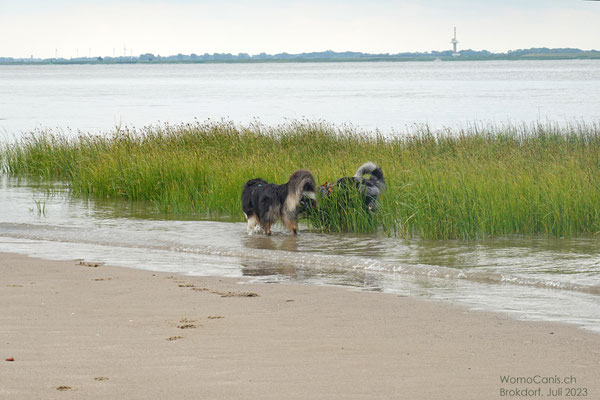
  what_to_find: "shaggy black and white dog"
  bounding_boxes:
[242,170,317,235]
[318,162,387,211]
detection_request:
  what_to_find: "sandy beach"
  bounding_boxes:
[1,252,599,399]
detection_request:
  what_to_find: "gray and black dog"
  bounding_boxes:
[317,162,387,211]
[242,170,317,235]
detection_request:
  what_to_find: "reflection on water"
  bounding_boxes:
[242,234,300,253]
[1,177,599,332]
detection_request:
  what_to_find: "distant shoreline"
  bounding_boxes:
[2,48,599,65]
[3,55,600,66]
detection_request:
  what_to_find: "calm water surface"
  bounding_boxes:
[1,178,599,332]
[1,61,599,332]
[1,60,600,137]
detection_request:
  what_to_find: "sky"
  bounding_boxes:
[1,0,599,59]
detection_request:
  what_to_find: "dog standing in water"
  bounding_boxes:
[319,162,386,211]
[242,170,317,235]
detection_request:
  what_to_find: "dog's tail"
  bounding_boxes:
[354,162,387,191]
[285,170,317,211]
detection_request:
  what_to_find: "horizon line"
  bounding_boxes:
[2,46,600,61]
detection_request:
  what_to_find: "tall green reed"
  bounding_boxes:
[3,120,600,239]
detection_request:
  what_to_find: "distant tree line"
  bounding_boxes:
[1,48,598,64]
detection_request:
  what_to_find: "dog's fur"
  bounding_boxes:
[319,162,386,211]
[242,170,317,235]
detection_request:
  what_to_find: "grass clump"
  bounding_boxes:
[3,120,600,239]
[303,185,381,234]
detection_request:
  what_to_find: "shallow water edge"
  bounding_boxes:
[1,177,599,333]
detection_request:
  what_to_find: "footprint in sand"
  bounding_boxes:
[169,277,259,298]
[77,260,103,268]
[177,318,200,329]
[191,287,259,297]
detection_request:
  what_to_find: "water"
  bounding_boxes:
[1,60,600,138]
[1,60,600,332]
[1,177,599,332]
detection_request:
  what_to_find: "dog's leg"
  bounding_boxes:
[263,222,272,236]
[281,207,299,235]
[246,214,259,231]
[283,218,298,235]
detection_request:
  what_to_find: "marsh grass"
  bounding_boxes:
[31,199,47,216]
[3,120,600,239]
[303,186,382,234]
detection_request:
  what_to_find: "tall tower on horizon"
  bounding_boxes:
[451,27,460,56]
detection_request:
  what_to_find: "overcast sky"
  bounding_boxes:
[1,0,599,59]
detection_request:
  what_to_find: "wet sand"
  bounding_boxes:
[1,252,599,399]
